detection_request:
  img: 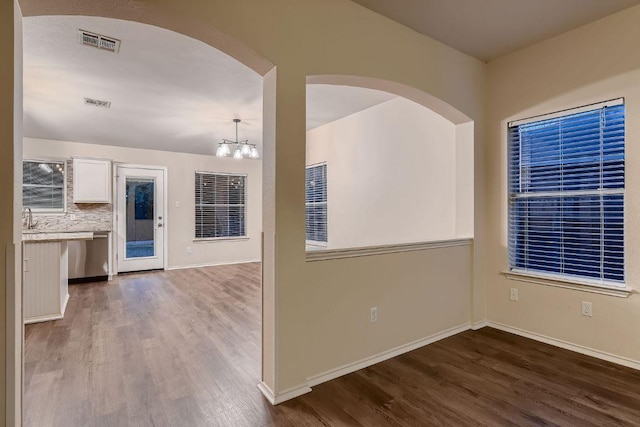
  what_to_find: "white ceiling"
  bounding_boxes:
[350,0,640,61]
[26,4,637,154]
[23,16,398,156]
[306,85,396,131]
[23,16,264,156]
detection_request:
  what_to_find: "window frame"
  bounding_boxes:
[22,159,67,214]
[305,162,328,246]
[194,171,248,241]
[507,99,625,289]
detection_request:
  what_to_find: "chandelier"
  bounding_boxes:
[216,118,259,159]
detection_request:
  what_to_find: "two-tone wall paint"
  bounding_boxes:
[6,0,489,415]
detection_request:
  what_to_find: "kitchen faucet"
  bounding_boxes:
[23,207,35,230]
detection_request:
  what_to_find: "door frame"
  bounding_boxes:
[112,163,169,275]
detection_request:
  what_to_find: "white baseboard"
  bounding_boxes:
[61,292,70,315]
[167,259,261,271]
[470,320,488,330]
[307,323,470,387]
[487,321,640,371]
[24,313,64,324]
[261,320,640,406]
[257,381,312,405]
[257,382,275,404]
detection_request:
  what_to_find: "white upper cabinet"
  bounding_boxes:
[73,158,112,203]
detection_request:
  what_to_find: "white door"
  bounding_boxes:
[116,166,165,273]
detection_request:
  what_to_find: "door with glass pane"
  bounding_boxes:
[116,166,165,273]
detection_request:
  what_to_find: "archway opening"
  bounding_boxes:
[305,75,474,252]
[12,3,277,424]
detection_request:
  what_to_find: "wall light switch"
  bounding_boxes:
[510,288,518,301]
[186,246,192,254]
[175,201,180,208]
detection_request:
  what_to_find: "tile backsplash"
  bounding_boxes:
[26,160,113,232]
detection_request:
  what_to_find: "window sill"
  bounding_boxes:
[193,237,249,243]
[306,241,328,249]
[306,238,472,262]
[502,270,634,298]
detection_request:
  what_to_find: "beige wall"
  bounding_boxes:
[306,97,473,249]
[24,138,262,269]
[485,5,640,363]
[306,244,472,378]
[0,3,12,421]
[14,0,487,402]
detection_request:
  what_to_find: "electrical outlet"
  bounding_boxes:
[70,213,77,221]
[510,288,518,301]
[186,246,192,254]
[370,307,378,323]
[582,301,593,317]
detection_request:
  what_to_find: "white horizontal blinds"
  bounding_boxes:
[23,160,65,211]
[305,163,327,243]
[195,172,246,239]
[508,102,625,284]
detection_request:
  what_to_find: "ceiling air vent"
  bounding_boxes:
[84,98,112,108]
[77,30,121,53]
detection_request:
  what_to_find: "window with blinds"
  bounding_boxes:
[23,160,66,211]
[195,172,246,239]
[306,163,327,244]
[508,100,625,285]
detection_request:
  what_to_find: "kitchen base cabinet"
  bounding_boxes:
[23,241,69,324]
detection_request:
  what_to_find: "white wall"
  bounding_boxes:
[306,96,473,249]
[23,138,262,269]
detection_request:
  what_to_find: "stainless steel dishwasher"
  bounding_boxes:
[68,232,109,282]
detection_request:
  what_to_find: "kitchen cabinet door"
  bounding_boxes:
[73,158,112,203]
[23,241,69,323]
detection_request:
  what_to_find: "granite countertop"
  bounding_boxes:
[22,229,111,242]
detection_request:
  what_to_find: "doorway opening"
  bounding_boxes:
[12,4,277,425]
[116,165,167,273]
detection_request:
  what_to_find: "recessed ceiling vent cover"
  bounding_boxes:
[84,98,112,108]
[77,30,121,53]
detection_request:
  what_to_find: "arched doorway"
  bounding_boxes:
[305,74,475,251]
[10,1,277,424]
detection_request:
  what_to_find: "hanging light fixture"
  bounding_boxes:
[216,143,231,157]
[215,118,259,159]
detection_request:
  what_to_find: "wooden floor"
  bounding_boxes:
[25,264,640,426]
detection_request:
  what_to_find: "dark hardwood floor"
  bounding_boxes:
[25,263,640,426]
